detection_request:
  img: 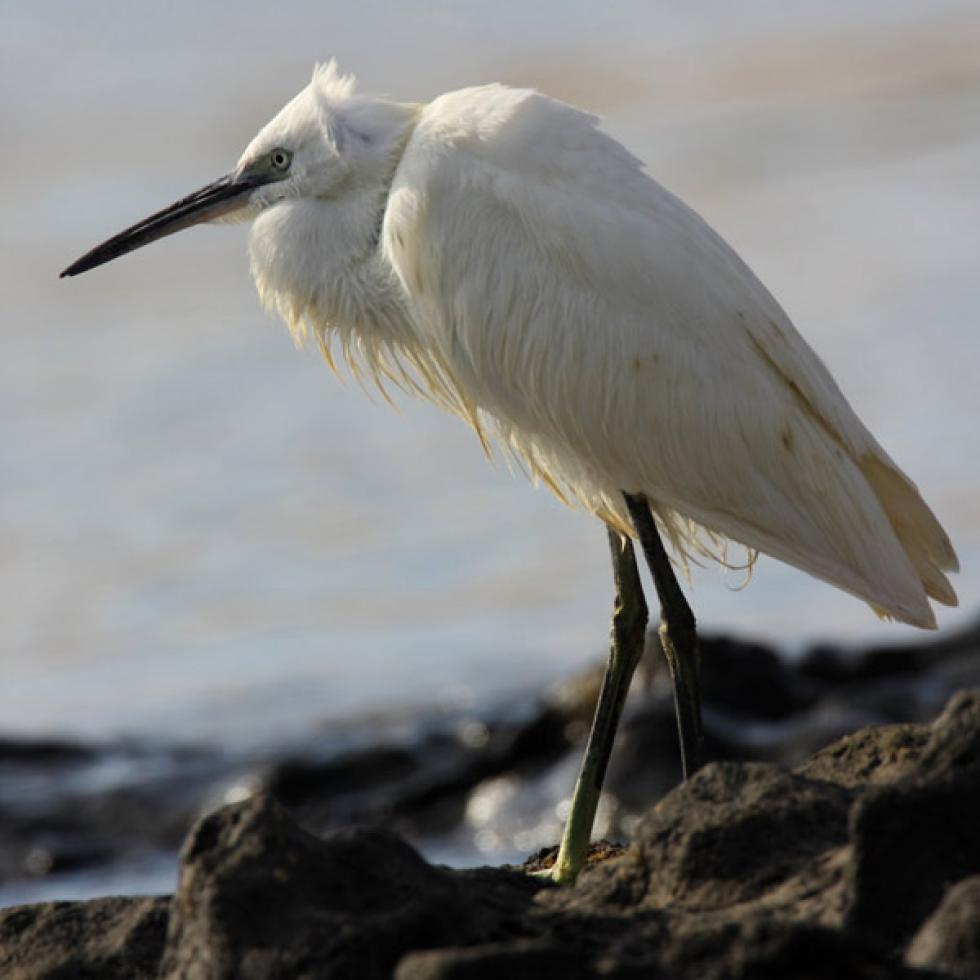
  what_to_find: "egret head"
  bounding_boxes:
[60,61,414,279]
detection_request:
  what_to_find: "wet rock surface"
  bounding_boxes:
[3,683,980,977]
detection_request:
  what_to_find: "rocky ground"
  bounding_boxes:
[1,620,979,977]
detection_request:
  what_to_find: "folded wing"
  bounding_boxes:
[381,84,957,627]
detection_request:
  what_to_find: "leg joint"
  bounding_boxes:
[612,601,648,653]
[660,602,695,637]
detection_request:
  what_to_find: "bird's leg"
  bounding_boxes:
[623,493,704,780]
[549,526,648,884]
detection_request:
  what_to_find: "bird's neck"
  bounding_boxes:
[249,150,419,351]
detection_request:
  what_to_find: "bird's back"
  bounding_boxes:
[378,83,957,627]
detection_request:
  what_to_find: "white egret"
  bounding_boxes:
[62,62,958,884]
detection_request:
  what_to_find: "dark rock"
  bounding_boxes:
[845,691,980,946]
[795,721,929,789]
[258,698,577,845]
[0,738,231,887]
[265,745,420,805]
[906,875,980,977]
[0,896,168,980]
[915,688,980,774]
[518,839,626,876]
[696,634,820,720]
[396,941,598,980]
[0,736,96,764]
[634,762,851,910]
[691,920,930,980]
[603,703,696,812]
[799,619,980,686]
[157,794,546,980]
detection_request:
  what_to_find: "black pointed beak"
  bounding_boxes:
[60,171,263,278]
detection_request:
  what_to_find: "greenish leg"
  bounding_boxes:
[549,526,648,885]
[623,492,704,780]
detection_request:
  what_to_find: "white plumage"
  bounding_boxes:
[245,63,957,629]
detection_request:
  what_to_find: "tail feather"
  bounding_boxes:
[859,454,959,608]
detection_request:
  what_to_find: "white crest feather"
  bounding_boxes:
[311,59,357,100]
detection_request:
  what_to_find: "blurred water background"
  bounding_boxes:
[1,0,978,902]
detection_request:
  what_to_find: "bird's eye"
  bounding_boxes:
[270,149,292,171]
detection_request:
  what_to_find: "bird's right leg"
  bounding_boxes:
[548,526,648,884]
[623,492,704,780]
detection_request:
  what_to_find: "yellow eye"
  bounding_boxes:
[270,149,291,171]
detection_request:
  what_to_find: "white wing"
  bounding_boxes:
[382,84,957,626]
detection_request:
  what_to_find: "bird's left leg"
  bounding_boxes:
[623,492,704,780]
[548,526,648,884]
